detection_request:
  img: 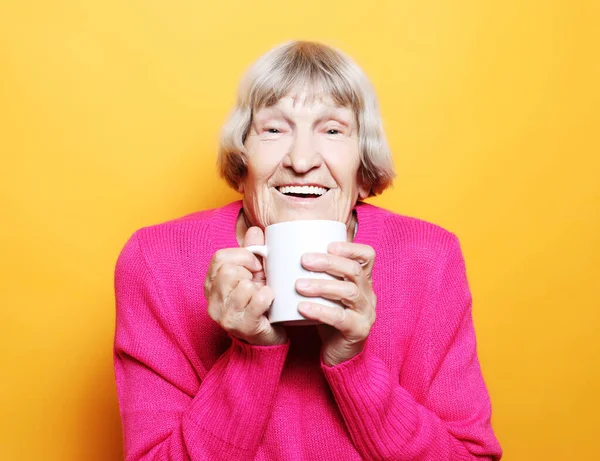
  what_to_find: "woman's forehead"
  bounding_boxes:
[281,90,339,107]
[254,93,354,119]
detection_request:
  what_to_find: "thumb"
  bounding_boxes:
[243,226,265,248]
[243,226,267,284]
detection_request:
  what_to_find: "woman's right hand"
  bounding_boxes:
[204,226,287,346]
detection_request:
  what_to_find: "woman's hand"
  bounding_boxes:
[296,242,376,367]
[205,226,287,346]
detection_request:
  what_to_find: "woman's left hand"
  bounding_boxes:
[296,242,376,367]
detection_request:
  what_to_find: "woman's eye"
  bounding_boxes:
[266,128,280,134]
[326,129,341,135]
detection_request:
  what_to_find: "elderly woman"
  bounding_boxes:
[114,41,502,460]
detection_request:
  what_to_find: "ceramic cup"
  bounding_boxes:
[245,219,347,325]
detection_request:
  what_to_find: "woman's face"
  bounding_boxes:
[240,93,369,229]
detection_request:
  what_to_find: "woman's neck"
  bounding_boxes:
[235,208,358,246]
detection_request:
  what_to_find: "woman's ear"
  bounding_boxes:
[237,152,248,194]
[358,181,370,200]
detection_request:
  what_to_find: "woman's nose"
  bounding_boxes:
[283,135,322,173]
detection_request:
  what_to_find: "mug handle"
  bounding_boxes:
[245,245,268,258]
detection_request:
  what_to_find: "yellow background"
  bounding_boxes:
[1,1,598,459]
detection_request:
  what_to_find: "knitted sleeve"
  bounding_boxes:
[321,236,502,460]
[113,232,290,460]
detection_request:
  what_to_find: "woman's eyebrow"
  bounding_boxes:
[254,108,296,126]
[320,113,352,125]
[255,106,354,126]
[314,109,354,127]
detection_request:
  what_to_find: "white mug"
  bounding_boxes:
[246,220,347,325]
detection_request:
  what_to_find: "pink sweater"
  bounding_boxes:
[114,201,502,460]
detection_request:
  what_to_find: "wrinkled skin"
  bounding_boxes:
[206,93,377,365]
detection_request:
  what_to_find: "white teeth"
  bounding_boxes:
[278,185,327,196]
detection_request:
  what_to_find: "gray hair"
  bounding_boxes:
[218,40,395,197]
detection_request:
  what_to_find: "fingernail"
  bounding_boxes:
[298,302,311,312]
[296,279,309,289]
[302,254,316,264]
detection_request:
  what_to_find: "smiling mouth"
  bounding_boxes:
[276,185,329,198]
